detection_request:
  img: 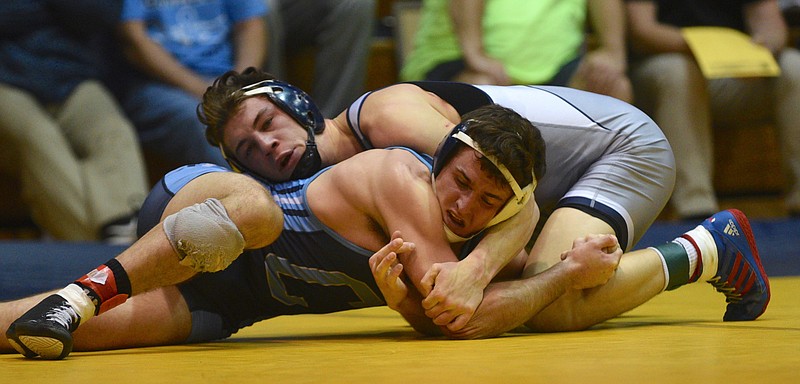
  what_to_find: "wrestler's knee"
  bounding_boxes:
[211,173,283,249]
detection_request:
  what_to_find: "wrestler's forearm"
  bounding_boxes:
[390,293,443,336]
[397,306,443,336]
[446,262,573,339]
[462,201,537,287]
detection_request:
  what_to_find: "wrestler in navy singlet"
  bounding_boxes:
[137,149,434,342]
[347,83,675,250]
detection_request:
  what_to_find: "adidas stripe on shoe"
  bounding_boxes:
[700,209,770,321]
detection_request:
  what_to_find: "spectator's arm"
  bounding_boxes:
[744,0,788,55]
[117,20,208,98]
[448,0,511,84]
[588,0,628,64]
[449,0,485,66]
[625,0,690,55]
[579,0,633,101]
[231,17,267,72]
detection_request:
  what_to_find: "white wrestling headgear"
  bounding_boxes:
[432,121,536,243]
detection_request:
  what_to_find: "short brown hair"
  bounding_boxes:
[197,67,277,147]
[460,104,546,188]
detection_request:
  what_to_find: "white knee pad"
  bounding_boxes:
[163,198,245,272]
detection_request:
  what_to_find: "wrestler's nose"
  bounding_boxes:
[256,133,279,157]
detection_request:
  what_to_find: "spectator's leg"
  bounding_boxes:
[630,53,717,219]
[773,48,800,213]
[263,0,286,79]
[279,0,376,117]
[0,82,93,240]
[58,80,149,237]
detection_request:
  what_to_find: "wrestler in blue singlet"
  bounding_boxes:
[137,148,434,343]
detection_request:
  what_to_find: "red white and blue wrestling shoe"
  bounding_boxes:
[701,209,770,321]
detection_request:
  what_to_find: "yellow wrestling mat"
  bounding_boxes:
[3,277,798,383]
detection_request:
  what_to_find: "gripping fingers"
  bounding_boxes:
[446,314,470,332]
[389,231,416,254]
[420,265,441,300]
[432,310,457,326]
[595,234,620,253]
[370,238,397,267]
[369,237,407,269]
[385,255,405,279]
[424,299,447,319]
[378,252,399,275]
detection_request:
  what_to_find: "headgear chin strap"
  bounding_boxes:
[221,79,326,181]
[218,142,321,182]
[433,122,537,242]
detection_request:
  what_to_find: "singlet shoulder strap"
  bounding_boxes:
[405,81,493,115]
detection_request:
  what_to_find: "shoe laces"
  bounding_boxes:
[45,304,79,329]
[708,276,742,303]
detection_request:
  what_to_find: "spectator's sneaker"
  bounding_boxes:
[701,209,770,321]
[5,294,80,360]
[100,212,138,246]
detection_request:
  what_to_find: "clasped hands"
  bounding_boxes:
[369,231,622,333]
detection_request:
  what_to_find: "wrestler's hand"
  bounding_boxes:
[419,259,484,332]
[369,231,416,310]
[440,281,517,340]
[560,234,623,290]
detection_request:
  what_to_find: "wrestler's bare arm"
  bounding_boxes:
[421,200,538,325]
[367,150,536,333]
[369,231,441,335]
[312,150,458,283]
[310,150,465,332]
[370,231,623,338]
[447,234,622,339]
[353,84,539,312]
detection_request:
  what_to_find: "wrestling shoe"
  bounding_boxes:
[5,294,80,360]
[701,209,770,321]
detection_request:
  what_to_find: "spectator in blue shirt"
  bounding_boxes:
[111,0,269,174]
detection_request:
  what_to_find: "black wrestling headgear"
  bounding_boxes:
[225,79,326,180]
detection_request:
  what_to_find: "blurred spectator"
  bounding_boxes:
[111,0,268,172]
[627,0,800,218]
[400,0,632,102]
[263,0,377,117]
[0,0,148,244]
[781,0,800,26]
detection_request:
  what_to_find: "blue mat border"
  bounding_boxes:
[1,218,797,301]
